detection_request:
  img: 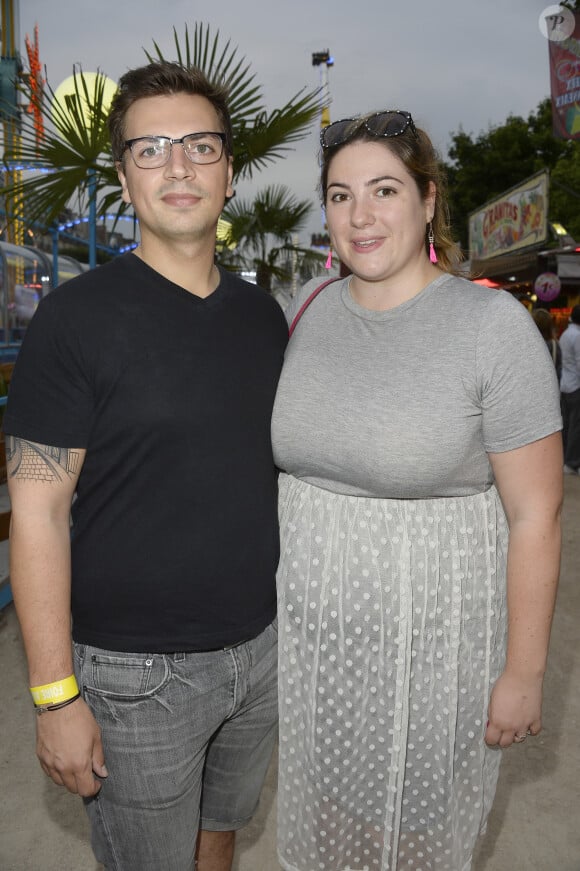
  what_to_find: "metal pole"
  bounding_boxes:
[88,168,96,269]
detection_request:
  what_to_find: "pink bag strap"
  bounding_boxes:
[288,277,341,338]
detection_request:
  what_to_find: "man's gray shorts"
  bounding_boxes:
[74,618,278,871]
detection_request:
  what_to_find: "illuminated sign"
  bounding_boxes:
[535,272,561,302]
[469,171,548,260]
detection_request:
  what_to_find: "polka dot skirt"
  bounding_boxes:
[277,474,508,871]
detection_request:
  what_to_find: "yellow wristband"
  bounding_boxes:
[30,675,79,707]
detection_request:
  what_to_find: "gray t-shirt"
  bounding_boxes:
[271,273,562,498]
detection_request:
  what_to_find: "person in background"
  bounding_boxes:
[532,307,562,381]
[4,61,287,871]
[271,109,563,871]
[559,303,580,474]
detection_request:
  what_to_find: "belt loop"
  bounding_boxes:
[173,652,186,662]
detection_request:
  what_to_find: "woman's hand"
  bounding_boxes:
[487,434,562,749]
[485,669,543,748]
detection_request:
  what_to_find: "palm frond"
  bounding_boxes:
[145,24,264,122]
[144,23,322,181]
[222,185,315,286]
[224,184,313,245]
[233,90,322,180]
[1,66,117,228]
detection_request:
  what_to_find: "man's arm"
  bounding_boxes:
[485,432,563,748]
[7,435,107,795]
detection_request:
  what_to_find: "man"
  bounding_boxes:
[4,62,287,871]
[560,303,580,474]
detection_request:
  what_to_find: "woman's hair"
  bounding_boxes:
[532,308,555,341]
[319,113,463,274]
[108,61,233,163]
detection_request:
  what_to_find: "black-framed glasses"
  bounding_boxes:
[122,132,227,168]
[320,111,417,150]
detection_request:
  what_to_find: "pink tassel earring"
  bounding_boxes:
[325,247,333,270]
[428,222,438,264]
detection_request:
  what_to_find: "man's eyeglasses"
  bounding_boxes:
[122,132,227,169]
[320,111,417,150]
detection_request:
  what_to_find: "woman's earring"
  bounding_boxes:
[428,222,438,264]
[325,247,333,269]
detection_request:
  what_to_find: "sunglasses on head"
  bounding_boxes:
[320,110,417,150]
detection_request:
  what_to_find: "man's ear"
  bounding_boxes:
[116,160,132,205]
[225,156,234,201]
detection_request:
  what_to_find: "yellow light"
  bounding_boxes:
[52,72,118,131]
[216,218,236,250]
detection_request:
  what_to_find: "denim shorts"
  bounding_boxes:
[73,618,278,871]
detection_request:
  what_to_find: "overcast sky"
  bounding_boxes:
[17,0,556,243]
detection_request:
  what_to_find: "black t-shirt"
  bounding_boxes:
[4,254,288,652]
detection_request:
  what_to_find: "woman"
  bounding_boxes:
[271,111,562,871]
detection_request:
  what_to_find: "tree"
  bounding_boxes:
[1,69,120,233]
[145,26,321,184]
[548,143,580,241]
[1,23,322,253]
[222,184,323,291]
[444,98,578,252]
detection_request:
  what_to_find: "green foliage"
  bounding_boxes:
[445,98,580,251]
[1,22,323,255]
[223,184,324,290]
[146,24,263,122]
[145,24,321,181]
[548,145,580,240]
[1,68,122,229]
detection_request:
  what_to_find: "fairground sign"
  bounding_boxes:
[546,8,580,139]
[468,171,549,261]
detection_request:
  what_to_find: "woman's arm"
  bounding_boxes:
[485,431,563,747]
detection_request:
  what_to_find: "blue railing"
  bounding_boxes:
[0,581,11,610]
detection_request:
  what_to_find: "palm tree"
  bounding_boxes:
[222,184,324,292]
[146,25,322,184]
[1,68,121,233]
[1,23,323,241]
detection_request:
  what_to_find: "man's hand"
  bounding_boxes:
[36,696,107,796]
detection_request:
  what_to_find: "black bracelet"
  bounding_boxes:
[35,692,81,716]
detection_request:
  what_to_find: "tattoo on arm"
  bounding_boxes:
[5,436,81,483]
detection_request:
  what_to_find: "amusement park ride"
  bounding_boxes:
[0,0,25,249]
[311,50,334,250]
[0,0,128,265]
[312,50,333,130]
[0,1,95,358]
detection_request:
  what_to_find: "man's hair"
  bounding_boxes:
[108,61,233,162]
[571,304,580,325]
